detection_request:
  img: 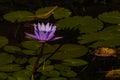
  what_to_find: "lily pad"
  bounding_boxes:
[53,7,71,19]
[0,72,8,80]
[0,53,15,65]
[98,11,120,24]
[0,64,22,72]
[3,11,34,23]
[0,36,8,48]
[56,16,103,33]
[60,70,77,77]
[51,44,88,60]
[21,41,40,50]
[35,6,57,19]
[22,50,37,55]
[46,77,67,80]
[42,70,60,77]
[63,59,88,66]
[4,45,21,53]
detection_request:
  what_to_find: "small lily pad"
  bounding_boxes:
[0,72,8,80]
[63,59,88,66]
[21,41,40,50]
[4,45,21,53]
[0,53,15,65]
[46,77,67,80]
[0,64,22,72]
[0,36,8,48]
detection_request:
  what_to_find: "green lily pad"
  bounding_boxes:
[54,64,71,71]
[3,11,34,23]
[42,70,60,77]
[22,50,37,55]
[51,44,88,60]
[46,77,67,80]
[21,41,40,50]
[0,64,22,72]
[0,53,15,65]
[0,36,8,48]
[56,16,103,33]
[15,57,28,64]
[35,6,57,19]
[4,45,21,53]
[53,7,71,19]
[60,70,77,77]
[13,70,32,80]
[0,72,8,80]
[98,11,120,24]
[8,76,16,80]
[63,59,88,66]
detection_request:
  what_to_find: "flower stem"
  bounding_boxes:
[32,42,45,75]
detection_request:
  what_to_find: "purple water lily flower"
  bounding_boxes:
[25,22,62,42]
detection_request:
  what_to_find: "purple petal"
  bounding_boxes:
[25,33,37,39]
[46,31,55,40]
[52,37,63,40]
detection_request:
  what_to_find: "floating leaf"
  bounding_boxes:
[53,7,71,19]
[63,59,88,66]
[8,76,16,80]
[0,53,15,65]
[13,70,32,79]
[22,50,37,55]
[0,64,22,72]
[98,11,120,24]
[60,70,77,77]
[42,70,60,77]
[0,72,8,80]
[4,45,21,53]
[0,36,8,48]
[78,16,103,33]
[15,57,28,64]
[35,6,57,19]
[51,44,88,60]
[3,11,34,22]
[21,41,40,50]
[46,77,67,80]
[56,16,82,29]
[54,64,71,71]
[57,16,103,33]
[38,65,54,72]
